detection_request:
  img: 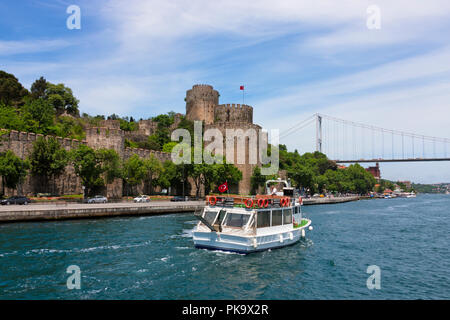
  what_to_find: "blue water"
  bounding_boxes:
[0,194,449,299]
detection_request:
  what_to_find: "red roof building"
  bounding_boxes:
[366,162,381,181]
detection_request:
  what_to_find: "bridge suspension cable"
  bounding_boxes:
[280,113,450,162]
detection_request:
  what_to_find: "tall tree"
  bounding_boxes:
[122,154,146,196]
[70,145,121,196]
[45,83,79,116]
[143,154,163,194]
[0,150,29,195]
[29,137,68,193]
[0,70,29,106]
[30,76,47,99]
[22,98,55,134]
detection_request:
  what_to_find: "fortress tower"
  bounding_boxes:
[185,84,219,125]
[185,84,261,195]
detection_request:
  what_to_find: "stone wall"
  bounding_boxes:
[215,104,253,124]
[204,122,263,195]
[0,130,86,197]
[185,84,219,125]
[0,126,173,198]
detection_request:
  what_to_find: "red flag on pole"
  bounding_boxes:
[240,85,244,90]
[218,182,228,193]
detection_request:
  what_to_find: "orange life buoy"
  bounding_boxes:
[280,198,285,207]
[245,198,254,208]
[209,196,217,206]
[257,198,264,208]
[298,196,303,205]
[286,198,290,207]
[264,198,269,208]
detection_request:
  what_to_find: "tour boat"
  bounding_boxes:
[192,179,312,254]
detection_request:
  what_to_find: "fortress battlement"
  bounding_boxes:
[4,129,86,146]
[192,84,214,90]
[217,103,252,110]
[86,127,124,137]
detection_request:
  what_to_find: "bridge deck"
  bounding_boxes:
[334,158,450,163]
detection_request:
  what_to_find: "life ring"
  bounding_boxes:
[264,198,269,208]
[285,198,290,207]
[245,198,254,208]
[280,198,286,207]
[298,196,303,205]
[208,196,217,206]
[257,198,265,208]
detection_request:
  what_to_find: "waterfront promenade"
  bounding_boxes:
[0,201,205,223]
[0,196,364,223]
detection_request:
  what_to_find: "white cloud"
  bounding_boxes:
[0,39,73,56]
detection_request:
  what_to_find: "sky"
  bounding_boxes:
[1,0,450,183]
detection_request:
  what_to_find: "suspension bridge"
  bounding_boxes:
[280,113,450,163]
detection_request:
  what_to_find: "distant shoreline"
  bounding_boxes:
[0,196,369,223]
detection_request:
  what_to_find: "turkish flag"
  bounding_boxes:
[218,182,228,193]
[240,86,244,90]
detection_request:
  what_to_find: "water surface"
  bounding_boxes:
[0,194,449,299]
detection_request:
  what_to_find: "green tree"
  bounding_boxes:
[22,98,55,134]
[45,83,79,116]
[143,154,163,194]
[0,150,29,195]
[0,70,29,106]
[158,160,184,194]
[121,154,147,196]
[213,162,242,194]
[30,76,47,100]
[70,145,121,197]
[29,136,68,193]
[0,103,26,131]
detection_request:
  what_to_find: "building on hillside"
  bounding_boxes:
[366,162,381,181]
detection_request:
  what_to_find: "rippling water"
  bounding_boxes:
[0,194,449,299]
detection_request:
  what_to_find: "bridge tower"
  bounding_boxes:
[316,114,322,153]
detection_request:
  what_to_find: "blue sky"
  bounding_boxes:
[1,0,450,183]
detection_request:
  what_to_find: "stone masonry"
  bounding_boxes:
[1,84,263,197]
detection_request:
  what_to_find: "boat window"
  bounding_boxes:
[217,209,227,225]
[271,209,282,226]
[257,210,271,228]
[223,213,251,228]
[246,215,255,230]
[283,208,292,224]
[203,211,218,225]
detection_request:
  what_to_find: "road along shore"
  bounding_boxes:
[0,196,365,223]
[0,201,205,223]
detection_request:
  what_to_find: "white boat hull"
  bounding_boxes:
[193,220,311,254]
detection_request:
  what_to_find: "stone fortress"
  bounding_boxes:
[0,84,262,198]
[185,84,262,195]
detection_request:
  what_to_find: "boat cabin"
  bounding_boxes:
[196,197,303,236]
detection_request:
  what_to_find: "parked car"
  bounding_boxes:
[1,196,31,205]
[170,196,187,202]
[133,195,150,203]
[86,195,108,203]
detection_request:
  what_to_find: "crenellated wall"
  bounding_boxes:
[184,84,261,195]
[0,130,86,197]
[215,104,253,124]
[0,84,263,198]
[0,126,173,198]
[185,84,219,125]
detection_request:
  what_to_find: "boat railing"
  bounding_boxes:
[205,195,302,210]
